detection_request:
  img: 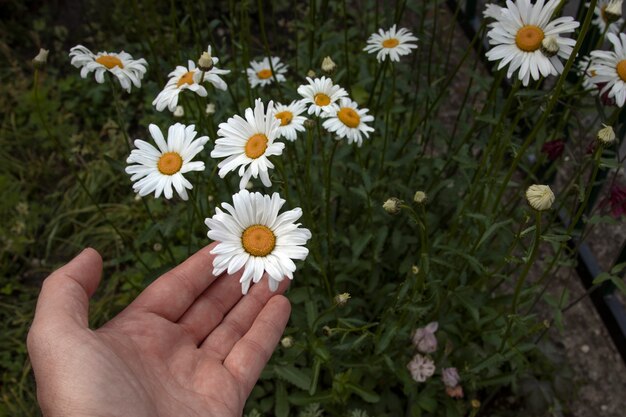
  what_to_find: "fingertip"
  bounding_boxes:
[268,294,291,317]
[80,247,103,267]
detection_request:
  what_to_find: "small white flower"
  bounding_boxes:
[247,57,287,88]
[205,189,312,294]
[69,45,148,93]
[442,367,461,388]
[406,354,436,383]
[363,24,418,62]
[211,99,285,189]
[297,76,348,116]
[322,97,374,146]
[525,184,555,211]
[273,100,307,141]
[125,123,208,200]
[412,321,438,353]
[590,33,626,107]
[485,0,579,86]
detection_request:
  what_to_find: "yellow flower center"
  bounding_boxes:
[382,38,400,48]
[337,107,361,128]
[245,134,268,159]
[157,152,183,175]
[95,55,124,69]
[177,71,195,87]
[257,69,273,79]
[314,93,331,106]
[617,60,626,82]
[275,111,293,126]
[515,25,545,52]
[242,225,276,257]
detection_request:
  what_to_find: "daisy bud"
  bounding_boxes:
[411,265,419,275]
[198,51,214,71]
[471,399,481,409]
[540,36,559,57]
[33,48,49,68]
[322,325,334,336]
[525,184,555,211]
[280,336,294,348]
[605,0,623,23]
[207,195,214,203]
[321,56,337,74]
[307,69,317,78]
[413,190,427,204]
[153,243,162,252]
[173,105,185,118]
[205,103,216,115]
[333,292,351,307]
[442,367,461,388]
[383,197,402,215]
[597,124,616,145]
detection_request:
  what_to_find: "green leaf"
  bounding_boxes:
[345,382,380,403]
[309,358,321,395]
[477,219,513,248]
[275,381,289,417]
[274,365,312,391]
[375,325,398,354]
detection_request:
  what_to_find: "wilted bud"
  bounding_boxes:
[411,265,419,275]
[540,36,559,57]
[198,51,214,71]
[383,197,402,215]
[280,336,294,348]
[445,385,464,399]
[307,69,317,78]
[412,321,439,353]
[153,243,163,252]
[304,118,315,129]
[525,184,555,211]
[597,124,616,145]
[173,105,185,118]
[334,292,351,307]
[205,103,216,115]
[605,0,623,23]
[413,191,427,204]
[321,56,336,74]
[33,48,49,68]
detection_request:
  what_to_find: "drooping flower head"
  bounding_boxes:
[590,33,626,107]
[363,24,418,62]
[247,57,288,88]
[322,97,374,146]
[125,123,209,200]
[273,100,307,142]
[211,99,285,189]
[485,0,580,86]
[69,45,148,93]
[205,189,312,294]
[297,76,348,116]
[153,47,229,112]
[590,0,624,34]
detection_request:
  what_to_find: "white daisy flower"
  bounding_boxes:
[483,3,504,25]
[588,0,624,34]
[322,97,374,146]
[297,76,348,116]
[273,100,307,141]
[205,189,312,294]
[363,24,418,62]
[591,32,626,106]
[247,57,288,88]
[125,123,208,200]
[485,0,580,86]
[153,55,229,113]
[69,45,147,93]
[211,99,285,189]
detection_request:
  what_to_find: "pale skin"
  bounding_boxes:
[27,242,291,417]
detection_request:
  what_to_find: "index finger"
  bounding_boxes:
[128,243,218,322]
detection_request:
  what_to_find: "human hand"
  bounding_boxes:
[27,243,291,417]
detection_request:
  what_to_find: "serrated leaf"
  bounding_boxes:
[275,381,289,417]
[346,382,380,403]
[274,365,312,391]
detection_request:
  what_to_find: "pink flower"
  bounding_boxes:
[411,321,438,353]
[601,184,626,218]
[442,367,461,388]
[445,385,464,399]
[407,354,435,383]
[541,139,565,161]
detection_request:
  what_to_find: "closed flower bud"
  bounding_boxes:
[205,103,216,115]
[153,243,163,252]
[383,197,402,215]
[307,69,317,78]
[334,292,351,306]
[413,191,427,204]
[605,0,623,22]
[33,48,49,68]
[540,36,559,57]
[280,336,294,348]
[442,367,461,388]
[321,56,336,74]
[597,124,616,145]
[173,105,185,118]
[198,51,214,71]
[525,184,555,211]
[471,399,481,409]
[411,265,419,275]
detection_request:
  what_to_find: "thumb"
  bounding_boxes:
[32,248,103,329]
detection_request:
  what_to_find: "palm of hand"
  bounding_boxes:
[28,244,291,417]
